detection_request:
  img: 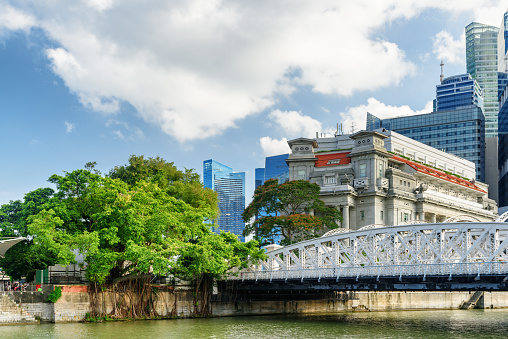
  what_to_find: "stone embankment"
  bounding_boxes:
[2,286,508,324]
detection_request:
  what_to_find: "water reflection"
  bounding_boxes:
[0,309,507,338]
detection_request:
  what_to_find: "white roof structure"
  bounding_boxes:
[0,238,25,257]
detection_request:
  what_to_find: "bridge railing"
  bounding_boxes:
[229,261,508,282]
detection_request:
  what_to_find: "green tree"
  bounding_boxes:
[243,179,341,246]
[0,188,57,281]
[26,157,264,301]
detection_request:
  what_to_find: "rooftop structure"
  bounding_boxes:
[436,73,483,112]
[366,107,485,181]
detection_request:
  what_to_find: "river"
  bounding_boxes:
[1,309,507,338]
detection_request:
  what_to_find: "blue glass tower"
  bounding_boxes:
[254,154,289,188]
[466,22,499,137]
[436,74,483,111]
[203,159,246,241]
[255,168,265,189]
[498,83,508,207]
[366,108,486,182]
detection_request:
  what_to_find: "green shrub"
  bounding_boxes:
[46,286,62,303]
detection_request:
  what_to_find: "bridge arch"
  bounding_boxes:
[233,222,508,282]
[443,215,481,223]
[496,210,508,222]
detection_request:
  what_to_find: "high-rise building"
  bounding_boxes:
[466,22,499,137]
[254,154,289,188]
[435,74,483,111]
[498,83,508,207]
[203,159,246,241]
[366,107,485,182]
[255,168,265,189]
[498,10,508,72]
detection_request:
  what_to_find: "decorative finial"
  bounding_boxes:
[440,60,444,83]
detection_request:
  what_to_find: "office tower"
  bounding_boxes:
[366,108,485,182]
[466,22,499,137]
[498,10,508,72]
[498,83,508,207]
[435,74,483,111]
[203,159,246,241]
[255,168,265,189]
[254,154,289,188]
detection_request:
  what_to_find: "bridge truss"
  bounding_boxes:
[232,222,508,284]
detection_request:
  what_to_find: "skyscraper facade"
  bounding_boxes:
[498,82,508,207]
[498,11,508,72]
[435,74,483,111]
[254,153,289,188]
[466,22,499,137]
[366,108,486,181]
[203,159,246,241]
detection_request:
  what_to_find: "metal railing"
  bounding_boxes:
[229,261,508,282]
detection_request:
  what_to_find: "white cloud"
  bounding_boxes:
[64,121,74,133]
[268,110,323,139]
[432,31,465,65]
[86,0,114,11]
[339,97,434,133]
[112,130,124,140]
[261,110,337,157]
[3,1,507,141]
[106,119,144,140]
[0,4,35,32]
[259,136,290,157]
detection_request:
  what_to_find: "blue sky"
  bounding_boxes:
[0,1,506,206]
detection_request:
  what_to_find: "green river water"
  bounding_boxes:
[0,309,507,338]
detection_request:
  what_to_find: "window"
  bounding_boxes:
[359,164,366,177]
[325,176,335,184]
[380,210,384,220]
[379,163,383,177]
[404,213,409,221]
[298,169,306,180]
[360,211,365,220]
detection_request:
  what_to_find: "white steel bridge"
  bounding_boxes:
[230,220,508,290]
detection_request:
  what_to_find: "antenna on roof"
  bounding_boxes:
[440,60,444,83]
[350,122,356,134]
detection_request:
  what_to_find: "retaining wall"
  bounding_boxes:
[3,287,508,323]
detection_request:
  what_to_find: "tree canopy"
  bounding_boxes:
[1,156,265,287]
[0,187,58,280]
[243,179,341,246]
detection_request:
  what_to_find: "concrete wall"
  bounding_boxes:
[211,291,508,316]
[3,287,508,323]
[53,285,90,323]
[0,294,38,324]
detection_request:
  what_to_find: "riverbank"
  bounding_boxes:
[3,285,508,324]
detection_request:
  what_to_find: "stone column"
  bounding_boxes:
[430,213,436,223]
[342,206,350,229]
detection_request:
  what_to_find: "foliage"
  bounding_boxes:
[0,188,58,281]
[1,155,265,318]
[46,286,62,303]
[243,179,341,246]
[23,156,263,293]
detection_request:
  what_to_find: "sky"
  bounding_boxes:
[0,0,507,206]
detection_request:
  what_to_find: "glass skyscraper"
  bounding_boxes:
[203,159,246,241]
[255,153,289,188]
[498,79,508,207]
[435,74,483,111]
[466,22,499,137]
[366,107,486,181]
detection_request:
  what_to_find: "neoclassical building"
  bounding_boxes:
[286,130,497,230]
